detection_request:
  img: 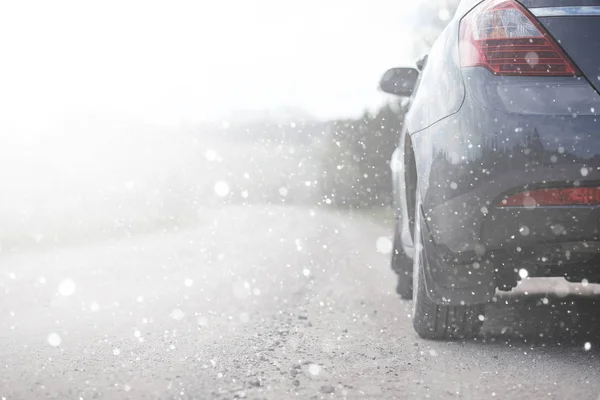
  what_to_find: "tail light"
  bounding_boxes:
[498,187,600,207]
[459,0,580,76]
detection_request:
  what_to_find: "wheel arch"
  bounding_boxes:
[404,132,418,244]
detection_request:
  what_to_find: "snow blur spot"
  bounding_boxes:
[523,196,537,209]
[134,329,141,338]
[550,155,558,163]
[286,337,300,352]
[241,190,249,199]
[525,51,539,66]
[58,279,76,297]
[239,313,250,323]
[551,224,565,235]
[428,349,438,357]
[302,268,311,277]
[376,237,393,254]
[295,239,303,251]
[47,333,62,347]
[253,288,261,296]
[581,167,589,177]
[478,314,485,322]
[584,342,592,351]
[90,302,100,312]
[474,244,486,257]
[450,182,458,190]
[480,206,488,215]
[518,269,528,279]
[553,279,570,298]
[137,296,144,303]
[205,149,218,161]
[113,348,121,356]
[279,187,288,197]
[541,297,549,305]
[124,385,132,392]
[197,316,208,327]
[170,308,185,321]
[582,279,589,287]
[214,181,230,197]
[308,364,321,376]
[519,226,530,236]
[184,278,194,287]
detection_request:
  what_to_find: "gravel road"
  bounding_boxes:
[1,205,600,399]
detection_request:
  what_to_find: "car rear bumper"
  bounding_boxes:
[411,69,600,268]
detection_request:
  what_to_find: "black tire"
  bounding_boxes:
[411,198,485,340]
[392,224,413,299]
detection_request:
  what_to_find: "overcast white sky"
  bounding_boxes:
[0,0,427,130]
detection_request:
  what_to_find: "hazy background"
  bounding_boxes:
[0,0,458,251]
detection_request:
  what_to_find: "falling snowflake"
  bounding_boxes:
[47,333,62,347]
[170,308,185,321]
[308,364,321,376]
[376,237,393,254]
[214,181,230,197]
[205,149,218,161]
[518,269,529,279]
[58,279,76,297]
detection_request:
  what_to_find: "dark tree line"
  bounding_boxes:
[317,0,460,209]
[319,103,405,209]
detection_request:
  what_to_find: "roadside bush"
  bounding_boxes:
[319,104,405,209]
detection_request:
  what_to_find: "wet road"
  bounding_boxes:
[1,205,600,399]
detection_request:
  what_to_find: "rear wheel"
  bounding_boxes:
[392,223,412,299]
[411,196,485,340]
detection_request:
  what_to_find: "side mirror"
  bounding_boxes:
[416,54,428,71]
[379,67,419,97]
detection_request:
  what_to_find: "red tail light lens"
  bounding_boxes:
[498,187,600,207]
[459,0,580,76]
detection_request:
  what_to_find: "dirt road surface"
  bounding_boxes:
[2,205,600,399]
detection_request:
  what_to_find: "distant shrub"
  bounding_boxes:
[318,104,405,209]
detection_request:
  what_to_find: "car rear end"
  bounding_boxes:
[419,0,600,293]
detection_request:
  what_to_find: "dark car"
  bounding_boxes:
[380,0,600,339]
